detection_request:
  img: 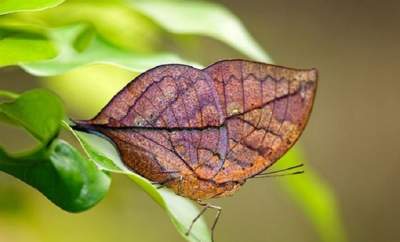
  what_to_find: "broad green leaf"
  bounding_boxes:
[0,90,110,212]
[0,23,57,66]
[131,0,272,63]
[0,89,63,144]
[277,148,347,242]
[22,24,195,76]
[73,131,211,242]
[0,0,65,15]
[19,1,160,52]
[0,139,111,212]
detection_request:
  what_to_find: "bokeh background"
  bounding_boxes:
[1,0,399,242]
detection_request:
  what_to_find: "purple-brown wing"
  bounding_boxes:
[205,60,317,183]
[80,64,228,184]
[77,60,317,187]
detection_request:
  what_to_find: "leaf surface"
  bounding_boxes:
[0,0,65,15]
[0,89,110,212]
[132,0,272,62]
[0,23,57,66]
[0,89,63,143]
[22,25,196,76]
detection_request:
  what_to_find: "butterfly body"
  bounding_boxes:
[75,60,317,201]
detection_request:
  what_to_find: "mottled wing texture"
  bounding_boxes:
[76,60,317,200]
[91,65,224,128]
[205,60,317,183]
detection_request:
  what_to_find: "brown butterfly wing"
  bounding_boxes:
[204,60,317,183]
[80,64,228,184]
[77,60,317,198]
[88,64,224,128]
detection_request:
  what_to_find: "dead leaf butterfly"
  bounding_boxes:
[73,59,317,241]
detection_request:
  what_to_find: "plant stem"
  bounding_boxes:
[61,119,92,160]
[0,90,19,99]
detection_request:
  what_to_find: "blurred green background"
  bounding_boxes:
[1,0,399,242]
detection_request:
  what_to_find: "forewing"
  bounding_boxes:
[88,64,224,128]
[81,64,227,181]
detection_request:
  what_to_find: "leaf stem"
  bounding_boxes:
[0,90,19,99]
[61,119,92,160]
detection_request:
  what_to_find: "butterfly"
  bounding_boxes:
[73,59,317,241]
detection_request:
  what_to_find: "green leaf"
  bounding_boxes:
[20,1,161,52]
[0,89,110,212]
[22,24,197,76]
[0,23,57,66]
[276,148,347,242]
[0,0,65,15]
[0,89,64,144]
[131,0,272,62]
[0,139,111,213]
[74,131,211,242]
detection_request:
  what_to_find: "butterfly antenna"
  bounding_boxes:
[250,163,305,179]
[258,163,304,175]
[252,170,304,178]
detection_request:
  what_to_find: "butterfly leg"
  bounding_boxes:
[186,201,222,242]
[185,202,209,237]
[209,203,222,242]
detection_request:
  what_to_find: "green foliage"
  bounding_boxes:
[0,23,56,66]
[22,24,190,76]
[0,140,111,212]
[131,0,272,62]
[0,0,65,15]
[18,1,160,52]
[0,1,346,242]
[0,90,111,212]
[0,89,63,143]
